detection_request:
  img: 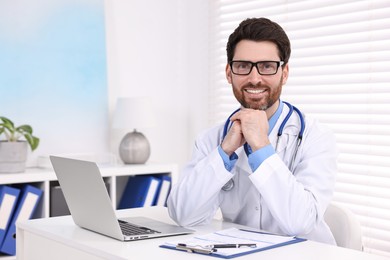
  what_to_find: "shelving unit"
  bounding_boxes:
[0,162,178,259]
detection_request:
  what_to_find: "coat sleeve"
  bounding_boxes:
[249,120,338,236]
[167,129,233,227]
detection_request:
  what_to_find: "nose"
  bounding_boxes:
[247,66,262,85]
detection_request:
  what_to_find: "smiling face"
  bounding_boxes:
[226,40,289,117]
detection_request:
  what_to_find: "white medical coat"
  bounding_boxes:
[167,103,338,245]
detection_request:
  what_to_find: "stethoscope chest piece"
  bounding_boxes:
[222,179,234,191]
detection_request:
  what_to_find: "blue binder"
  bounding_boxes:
[0,186,20,248]
[118,175,161,209]
[154,175,171,207]
[0,185,43,255]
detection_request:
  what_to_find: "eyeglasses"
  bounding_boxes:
[229,60,285,75]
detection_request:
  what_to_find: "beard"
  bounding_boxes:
[232,75,283,110]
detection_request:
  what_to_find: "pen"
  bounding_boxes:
[211,243,257,248]
[176,243,216,254]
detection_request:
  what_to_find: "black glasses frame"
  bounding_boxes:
[229,60,285,75]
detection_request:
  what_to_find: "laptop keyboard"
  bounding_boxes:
[118,220,161,236]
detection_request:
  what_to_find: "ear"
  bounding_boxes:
[226,63,233,84]
[282,63,289,85]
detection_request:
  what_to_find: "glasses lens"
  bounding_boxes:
[257,61,278,75]
[231,61,252,75]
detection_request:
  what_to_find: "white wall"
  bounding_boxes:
[104,0,210,169]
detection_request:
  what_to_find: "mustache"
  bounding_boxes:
[242,82,268,89]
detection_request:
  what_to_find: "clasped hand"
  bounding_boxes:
[221,108,270,156]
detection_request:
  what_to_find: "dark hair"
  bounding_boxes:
[226,18,291,64]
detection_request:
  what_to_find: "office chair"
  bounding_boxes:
[324,203,363,251]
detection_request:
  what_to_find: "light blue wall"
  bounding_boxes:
[0,0,108,164]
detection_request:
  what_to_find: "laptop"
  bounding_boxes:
[49,155,194,241]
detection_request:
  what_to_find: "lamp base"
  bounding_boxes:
[119,130,150,164]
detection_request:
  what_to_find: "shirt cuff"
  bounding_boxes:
[248,144,275,172]
[218,145,238,172]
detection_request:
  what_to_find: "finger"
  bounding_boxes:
[222,120,245,155]
[230,110,242,122]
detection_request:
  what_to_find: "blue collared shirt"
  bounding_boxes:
[218,101,283,172]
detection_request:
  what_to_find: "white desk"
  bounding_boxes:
[16,207,389,260]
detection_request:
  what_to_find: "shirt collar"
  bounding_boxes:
[268,100,283,135]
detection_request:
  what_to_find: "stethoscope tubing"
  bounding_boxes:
[221,101,305,191]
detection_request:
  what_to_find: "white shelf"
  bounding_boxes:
[0,163,178,259]
[0,163,178,185]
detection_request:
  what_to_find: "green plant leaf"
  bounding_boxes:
[24,134,40,151]
[0,116,15,140]
[1,121,14,133]
[0,117,14,128]
[31,136,40,151]
[17,125,33,134]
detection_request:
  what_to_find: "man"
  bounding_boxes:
[167,17,338,245]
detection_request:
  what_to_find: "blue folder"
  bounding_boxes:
[0,186,20,248]
[0,185,43,255]
[118,175,161,209]
[154,175,172,207]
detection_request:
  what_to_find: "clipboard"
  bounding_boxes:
[160,227,306,259]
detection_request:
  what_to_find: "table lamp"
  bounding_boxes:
[112,97,156,164]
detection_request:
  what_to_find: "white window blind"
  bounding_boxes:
[208,0,390,257]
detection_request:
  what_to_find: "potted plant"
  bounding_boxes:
[0,116,40,173]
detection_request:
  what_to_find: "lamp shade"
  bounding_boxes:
[112,97,156,130]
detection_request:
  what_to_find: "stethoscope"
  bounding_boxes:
[221,101,305,191]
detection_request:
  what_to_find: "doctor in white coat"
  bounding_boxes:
[167,17,338,245]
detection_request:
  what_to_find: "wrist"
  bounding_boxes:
[250,137,270,152]
[221,142,235,156]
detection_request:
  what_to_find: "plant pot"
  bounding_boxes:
[0,141,28,173]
